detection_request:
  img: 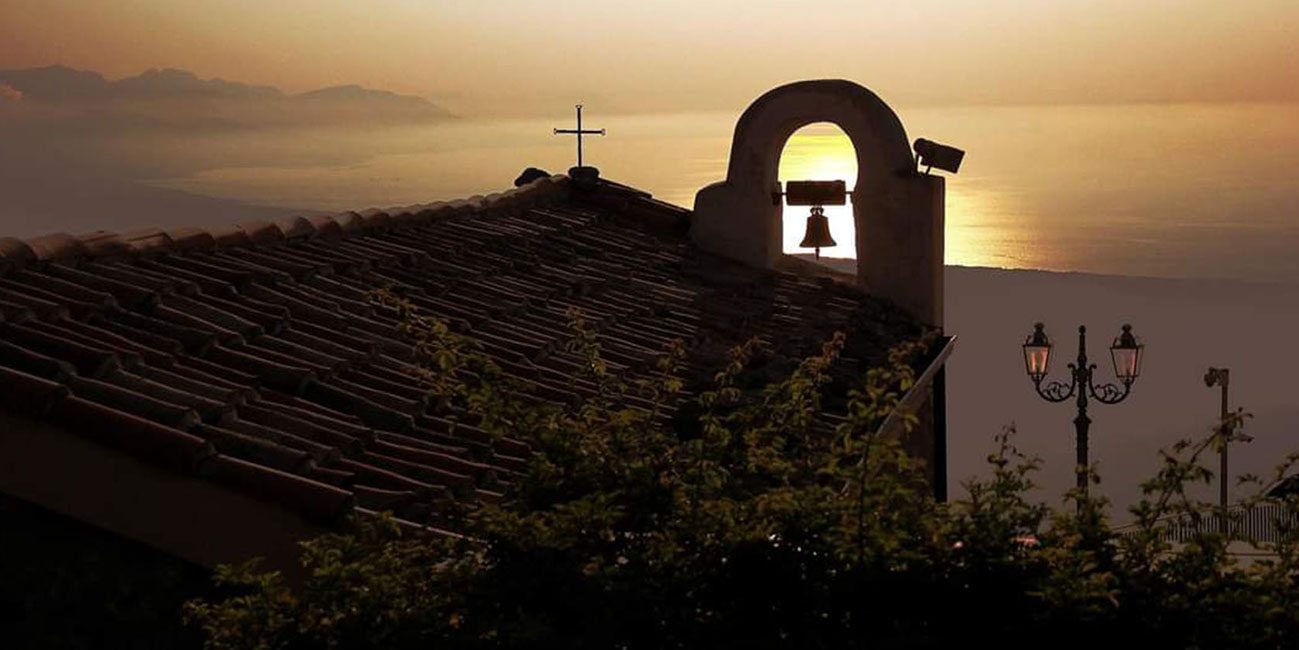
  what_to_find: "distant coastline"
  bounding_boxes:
[798,254,1299,289]
[0,65,455,130]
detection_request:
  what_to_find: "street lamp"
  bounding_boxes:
[1022,323,1145,496]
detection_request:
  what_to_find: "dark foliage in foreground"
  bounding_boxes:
[186,293,1299,649]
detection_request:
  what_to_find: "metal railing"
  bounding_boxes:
[1117,502,1298,545]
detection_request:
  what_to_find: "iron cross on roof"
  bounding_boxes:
[553,104,605,167]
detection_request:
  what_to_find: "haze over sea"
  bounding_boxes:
[3,102,1297,516]
[140,103,1299,284]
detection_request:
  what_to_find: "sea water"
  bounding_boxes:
[150,103,1299,284]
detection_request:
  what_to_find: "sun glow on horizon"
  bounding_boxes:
[778,126,858,259]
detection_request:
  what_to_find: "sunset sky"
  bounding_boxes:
[3,0,1296,115]
[1,1,1298,513]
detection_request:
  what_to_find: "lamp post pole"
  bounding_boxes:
[1204,367,1231,509]
[1070,328,1093,493]
[1023,323,1144,501]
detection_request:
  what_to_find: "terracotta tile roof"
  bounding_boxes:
[0,173,919,532]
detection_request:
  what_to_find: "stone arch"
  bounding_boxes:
[693,79,944,326]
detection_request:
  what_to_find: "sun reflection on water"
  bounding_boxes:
[777,129,858,259]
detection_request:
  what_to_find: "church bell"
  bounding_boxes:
[798,206,836,259]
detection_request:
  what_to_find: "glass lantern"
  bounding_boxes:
[1023,322,1052,382]
[1110,324,1143,383]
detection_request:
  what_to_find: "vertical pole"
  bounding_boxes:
[1220,370,1230,509]
[933,366,948,502]
[576,104,583,167]
[1075,410,1090,493]
[1075,326,1090,501]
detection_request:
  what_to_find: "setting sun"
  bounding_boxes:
[778,126,858,259]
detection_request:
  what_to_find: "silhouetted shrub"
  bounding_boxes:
[185,293,1299,649]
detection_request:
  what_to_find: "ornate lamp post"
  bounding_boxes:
[1022,323,1145,496]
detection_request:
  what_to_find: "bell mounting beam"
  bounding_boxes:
[772,179,851,206]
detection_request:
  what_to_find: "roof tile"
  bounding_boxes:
[0,174,923,538]
[50,396,214,473]
[0,365,69,416]
[196,454,353,523]
[25,233,87,263]
[77,231,132,259]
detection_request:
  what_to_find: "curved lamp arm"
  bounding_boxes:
[1033,363,1080,403]
[1087,364,1133,405]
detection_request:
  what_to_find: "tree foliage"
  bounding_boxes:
[185,294,1299,649]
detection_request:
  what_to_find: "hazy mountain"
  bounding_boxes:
[293,84,453,121]
[111,67,283,100]
[0,65,111,102]
[298,84,414,103]
[0,65,453,126]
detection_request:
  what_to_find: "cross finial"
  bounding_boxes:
[553,104,605,167]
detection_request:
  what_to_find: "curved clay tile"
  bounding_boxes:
[224,247,316,279]
[119,229,176,256]
[65,373,199,429]
[112,309,217,355]
[238,220,286,248]
[196,454,354,524]
[0,237,37,271]
[209,222,253,249]
[358,209,392,232]
[168,227,218,253]
[369,437,494,481]
[383,207,418,229]
[0,338,75,380]
[132,364,245,406]
[239,402,364,453]
[205,345,316,394]
[40,264,158,310]
[275,216,316,241]
[103,369,232,424]
[166,294,264,339]
[0,364,70,416]
[329,457,438,500]
[195,425,314,474]
[482,192,507,211]
[358,450,474,492]
[443,198,473,218]
[306,215,345,241]
[228,419,339,464]
[55,319,174,368]
[303,464,355,489]
[421,201,455,221]
[51,396,215,473]
[0,322,120,377]
[0,280,74,321]
[25,232,87,263]
[77,230,131,260]
[333,211,365,234]
[350,484,418,513]
[11,270,117,312]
